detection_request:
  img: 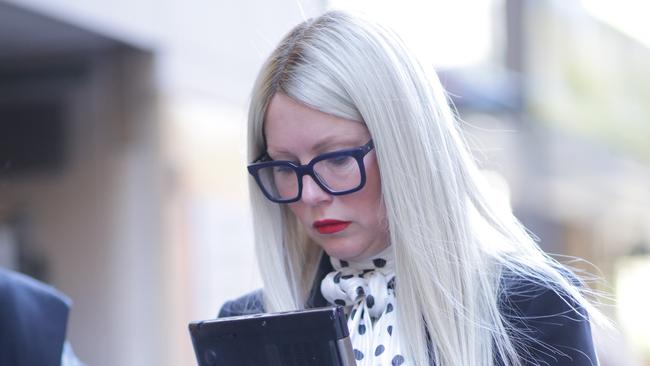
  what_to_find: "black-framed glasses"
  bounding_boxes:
[247,140,375,203]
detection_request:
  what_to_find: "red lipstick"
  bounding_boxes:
[313,219,351,234]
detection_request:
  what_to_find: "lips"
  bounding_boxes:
[313,219,351,234]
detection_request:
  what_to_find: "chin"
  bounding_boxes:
[318,238,366,261]
[324,249,361,261]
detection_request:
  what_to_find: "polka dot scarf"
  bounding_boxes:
[320,246,406,366]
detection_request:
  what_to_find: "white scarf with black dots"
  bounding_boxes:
[320,246,406,366]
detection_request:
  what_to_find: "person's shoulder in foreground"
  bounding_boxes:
[0,267,84,366]
[218,289,265,318]
[218,254,332,318]
[498,268,599,365]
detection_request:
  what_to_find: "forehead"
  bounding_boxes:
[264,93,369,154]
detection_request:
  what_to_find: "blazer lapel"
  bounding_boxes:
[304,251,334,308]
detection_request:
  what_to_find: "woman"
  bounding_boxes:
[219,10,601,366]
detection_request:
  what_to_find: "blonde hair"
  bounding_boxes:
[246,10,602,366]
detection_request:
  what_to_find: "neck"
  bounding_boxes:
[330,244,395,272]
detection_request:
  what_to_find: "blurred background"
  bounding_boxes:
[0,0,648,365]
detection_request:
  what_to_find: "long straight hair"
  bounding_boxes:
[246,11,602,366]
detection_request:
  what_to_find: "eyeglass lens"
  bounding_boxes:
[256,155,362,200]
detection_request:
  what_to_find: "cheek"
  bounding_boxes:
[287,202,308,224]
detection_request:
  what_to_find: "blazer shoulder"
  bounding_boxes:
[0,269,71,366]
[0,268,71,308]
[499,269,598,365]
[218,289,265,318]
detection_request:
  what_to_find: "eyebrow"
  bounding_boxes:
[312,136,363,153]
[268,135,365,159]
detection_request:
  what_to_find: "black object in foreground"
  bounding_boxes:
[189,306,355,366]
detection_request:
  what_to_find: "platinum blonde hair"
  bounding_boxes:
[247,10,602,366]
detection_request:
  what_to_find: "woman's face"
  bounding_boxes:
[264,93,389,261]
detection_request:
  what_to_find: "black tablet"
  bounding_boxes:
[189,306,356,366]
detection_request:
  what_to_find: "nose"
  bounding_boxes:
[300,174,332,205]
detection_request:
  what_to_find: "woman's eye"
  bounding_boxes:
[328,155,353,166]
[273,165,294,174]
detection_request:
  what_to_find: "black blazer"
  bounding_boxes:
[0,268,71,366]
[218,255,598,365]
